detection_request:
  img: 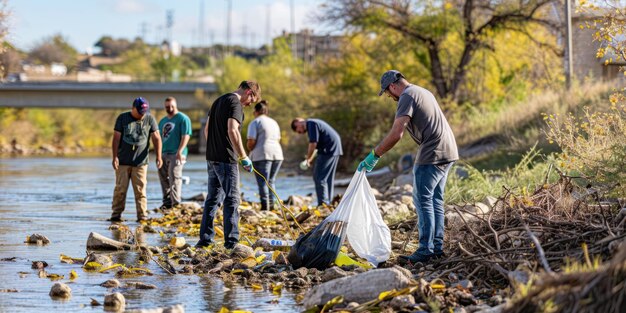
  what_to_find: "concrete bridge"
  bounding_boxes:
[0,82,218,109]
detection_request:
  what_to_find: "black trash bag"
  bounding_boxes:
[287,220,347,270]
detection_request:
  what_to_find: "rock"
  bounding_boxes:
[104,292,126,311]
[303,268,411,308]
[184,192,207,202]
[31,261,48,269]
[49,283,71,299]
[84,252,114,268]
[293,267,309,278]
[100,279,121,288]
[169,237,186,248]
[86,232,132,250]
[456,279,473,290]
[149,246,163,254]
[466,304,492,313]
[390,294,415,310]
[125,304,185,313]
[321,266,350,282]
[488,295,504,306]
[452,289,477,305]
[454,307,468,313]
[474,202,491,214]
[230,244,254,260]
[26,233,50,245]
[126,282,157,289]
[482,196,499,208]
[393,174,413,188]
[346,302,359,309]
[371,188,383,199]
[448,272,459,283]
[290,277,308,287]
[285,195,312,207]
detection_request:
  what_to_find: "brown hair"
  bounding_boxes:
[254,100,269,115]
[238,80,261,99]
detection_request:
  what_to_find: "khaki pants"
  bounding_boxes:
[111,164,148,220]
[158,154,184,208]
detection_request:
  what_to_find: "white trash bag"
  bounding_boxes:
[288,170,391,269]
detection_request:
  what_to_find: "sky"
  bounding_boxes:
[6,0,328,53]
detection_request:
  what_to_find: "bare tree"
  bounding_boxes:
[28,34,78,66]
[0,0,9,77]
[321,0,561,101]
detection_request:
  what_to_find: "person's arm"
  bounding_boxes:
[176,135,190,162]
[305,142,317,166]
[373,116,410,157]
[227,118,247,158]
[247,139,256,151]
[151,130,163,169]
[111,131,121,170]
[203,117,209,140]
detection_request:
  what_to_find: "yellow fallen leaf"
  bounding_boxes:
[46,273,64,281]
[378,289,397,300]
[214,226,224,237]
[250,283,263,290]
[98,264,124,273]
[231,269,244,274]
[255,254,266,263]
[271,282,283,294]
[321,295,344,311]
[69,270,78,280]
[59,254,83,264]
[272,250,281,261]
[218,307,229,313]
[159,230,165,238]
[83,262,102,271]
[430,278,446,290]
[240,257,257,268]
[169,237,186,248]
[313,209,321,217]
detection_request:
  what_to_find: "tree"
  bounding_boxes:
[28,34,78,66]
[0,42,23,78]
[0,0,9,77]
[320,0,561,102]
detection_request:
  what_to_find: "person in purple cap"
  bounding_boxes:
[358,70,458,265]
[109,97,162,222]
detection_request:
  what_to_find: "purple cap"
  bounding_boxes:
[133,97,149,114]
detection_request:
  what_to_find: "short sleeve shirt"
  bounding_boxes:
[247,115,284,161]
[396,85,458,164]
[205,93,244,163]
[159,112,193,156]
[306,119,343,156]
[114,112,158,166]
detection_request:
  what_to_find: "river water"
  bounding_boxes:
[0,156,317,313]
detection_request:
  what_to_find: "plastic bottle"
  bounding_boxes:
[334,251,372,269]
[256,238,296,252]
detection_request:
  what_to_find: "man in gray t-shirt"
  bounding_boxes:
[358,70,458,265]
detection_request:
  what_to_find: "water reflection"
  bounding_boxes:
[0,156,307,312]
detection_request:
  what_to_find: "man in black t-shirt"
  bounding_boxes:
[110,97,163,222]
[196,81,261,249]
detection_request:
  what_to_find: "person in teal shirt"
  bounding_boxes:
[158,97,193,209]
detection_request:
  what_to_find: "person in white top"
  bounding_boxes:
[246,100,284,211]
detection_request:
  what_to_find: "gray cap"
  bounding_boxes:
[378,70,405,96]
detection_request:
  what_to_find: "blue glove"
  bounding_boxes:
[358,150,380,172]
[239,156,253,173]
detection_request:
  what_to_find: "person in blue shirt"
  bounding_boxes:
[158,97,193,210]
[291,118,343,206]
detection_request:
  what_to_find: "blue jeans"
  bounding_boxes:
[413,162,454,256]
[313,154,340,206]
[252,160,283,210]
[198,161,240,248]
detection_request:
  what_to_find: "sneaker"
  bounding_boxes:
[194,241,212,249]
[398,252,433,265]
[107,216,122,222]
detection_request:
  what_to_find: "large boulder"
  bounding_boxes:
[303,268,412,308]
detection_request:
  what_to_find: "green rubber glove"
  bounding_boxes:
[358,150,380,172]
[239,156,253,173]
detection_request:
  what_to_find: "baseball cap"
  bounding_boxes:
[132,97,149,114]
[378,70,405,96]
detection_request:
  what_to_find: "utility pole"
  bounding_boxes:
[226,0,232,55]
[290,0,297,59]
[266,4,271,49]
[565,0,574,89]
[199,0,205,47]
[166,9,174,44]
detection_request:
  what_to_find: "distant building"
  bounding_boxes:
[279,29,344,63]
[572,13,625,81]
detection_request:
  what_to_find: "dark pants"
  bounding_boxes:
[313,154,340,206]
[252,160,283,210]
[198,161,240,248]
